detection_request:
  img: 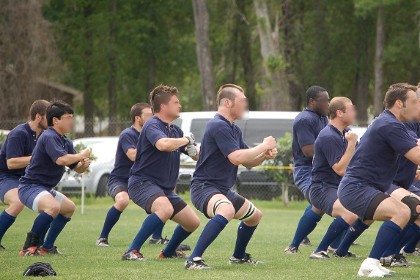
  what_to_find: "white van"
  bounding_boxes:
[174,111,300,147]
[174,111,300,199]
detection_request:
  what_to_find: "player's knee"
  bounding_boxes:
[240,204,261,226]
[45,202,60,217]
[394,205,411,226]
[250,208,262,224]
[115,193,129,210]
[401,196,420,224]
[61,200,76,217]
[157,205,174,221]
[216,203,235,220]
[68,200,76,214]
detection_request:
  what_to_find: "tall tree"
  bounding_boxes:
[0,0,61,121]
[253,0,291,110]
[83,3,95,136]
[373,4,385,116]
[107,0,118,134]
[192,0,216,110]
[235,0,257,109]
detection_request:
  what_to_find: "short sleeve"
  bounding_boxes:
[145,123,167,146]
[5,131,27,159]
[319,136,344,167]
[213,125,242,158]
[384,123,418,156]
[120,133,137,154]
[45,135,68,163]
[295,119,316,148]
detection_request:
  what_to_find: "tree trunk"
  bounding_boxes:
[253,0,291,110]
[353,16,373,126]
[107,0,118,135]
[236,0,257,110]
[374,5,385,116]
[83,4,95,136]
[281,0,301,110]
[192,0,216,110]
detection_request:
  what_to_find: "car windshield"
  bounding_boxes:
[190,118,293,146]
[242,119,294,146]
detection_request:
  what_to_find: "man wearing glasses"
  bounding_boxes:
[285,86,329,254]
[18,100,91,256]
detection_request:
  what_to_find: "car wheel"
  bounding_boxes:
[96,174,109,197]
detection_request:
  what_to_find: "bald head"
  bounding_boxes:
[216,84,245,107]
[329,97,352,119]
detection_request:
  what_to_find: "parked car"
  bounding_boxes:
[56,137,118,196]
[0,129,10,148]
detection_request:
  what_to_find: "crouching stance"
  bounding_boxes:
[185,84,277,269]
[19,101,91,256]
[122,85,200,261]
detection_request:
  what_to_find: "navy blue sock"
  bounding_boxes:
[43,214,71,249]
[330,228,346,249]
[382,224,410,257]
[233,222,257,259]
[369,221,401,260]
[290,209,321,248]
[162,225,191,257]
[304,204,311,213]
[336,219,369,256]
[0,210,16,243]
[189,215,229,260]
[152,222,165,239]
[403,223,420,253]
[127,213,164,252]
[30,212,54,237]
[316,218,349,253]
[99,206,122,239]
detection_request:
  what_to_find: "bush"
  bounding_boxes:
[263,132,304,205]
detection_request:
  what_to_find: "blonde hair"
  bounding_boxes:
[329,97,352,119]
[216,84,244,106]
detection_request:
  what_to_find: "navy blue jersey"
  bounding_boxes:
[344,110,417,191]
[393,122,420,188]
[0,123,37,178]
[192,114,248,191]
[20,128,78,188]
[129,116,186,190]
[109,127,139,183]
[292,109,328,167]
[312,124,350,186]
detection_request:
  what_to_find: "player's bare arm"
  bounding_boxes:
[301,144,314,158]
[228,136,276,167]
[55,148,90,166]
[6,156,31,169]
[332,131,358,176]
[126,148,137,161]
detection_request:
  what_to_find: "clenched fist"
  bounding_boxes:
[262,136,276,150]
[345,131,358,144]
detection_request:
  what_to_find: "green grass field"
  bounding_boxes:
[0,195,418,279]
